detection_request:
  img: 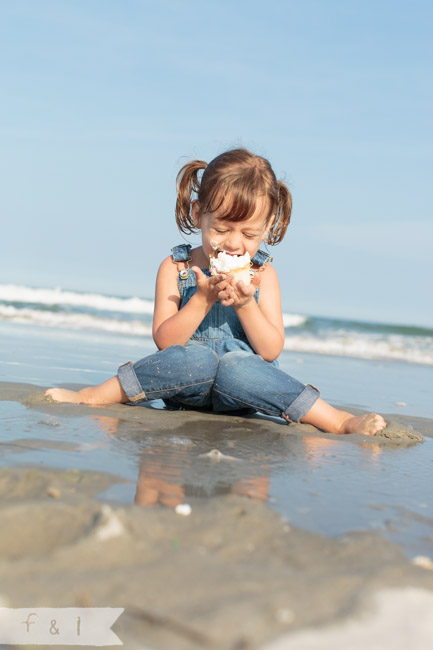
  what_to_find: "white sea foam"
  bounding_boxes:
[0,284,306,327]
[0,284,154,314]
[0,305,152,337]
[1,284,431,366]
[284,332,433,365]
[282,314,307,328]
[0,302,305,337]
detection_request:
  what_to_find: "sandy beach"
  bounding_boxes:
[1,379,433,649]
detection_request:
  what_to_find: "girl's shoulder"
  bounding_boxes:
[156,255,182,292]
[158,254,179,275]
[256,260,279,287]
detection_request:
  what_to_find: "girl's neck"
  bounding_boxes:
[191,246,209,268]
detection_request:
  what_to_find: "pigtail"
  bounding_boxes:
[268,180,292,245]
[175,160,207,235]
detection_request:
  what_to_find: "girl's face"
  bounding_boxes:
[192,196,271,261]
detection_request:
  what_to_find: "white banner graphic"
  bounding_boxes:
[0,608,124,645]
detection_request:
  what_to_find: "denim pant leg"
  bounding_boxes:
[117,343,218,408]
[212,351,320,422]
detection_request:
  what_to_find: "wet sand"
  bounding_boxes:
[1,381,433,649]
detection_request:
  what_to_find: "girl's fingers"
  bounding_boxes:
[220,297,234,306]
[192,266,207,284]
[235,281,254,297]
[215,278,231,292]
[217,288,233,301]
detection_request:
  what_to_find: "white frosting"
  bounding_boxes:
[210,251,250,273]
[209,251,252,285]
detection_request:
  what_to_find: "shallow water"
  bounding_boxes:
[1,394,432,559]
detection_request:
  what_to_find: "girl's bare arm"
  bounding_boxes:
[152,257,224,349]
[231,265,285,361]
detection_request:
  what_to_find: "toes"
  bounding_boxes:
[373,413,386,426]
[342,413,387,436]
[369,413,386,435]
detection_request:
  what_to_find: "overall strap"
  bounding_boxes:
[251,248,273,267]
[171,244,192,280]
[171,244,192,262]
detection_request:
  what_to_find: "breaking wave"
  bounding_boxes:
[1,284,432,365]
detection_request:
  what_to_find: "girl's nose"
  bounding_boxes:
[223,232,242,253]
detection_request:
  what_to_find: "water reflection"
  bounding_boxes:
[302,434,384,465]
[86,412,389,512]
[86,413,279,508]
[83,410,433,555]
[2,398,432,557]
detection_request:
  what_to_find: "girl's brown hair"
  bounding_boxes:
[175,148,292,245]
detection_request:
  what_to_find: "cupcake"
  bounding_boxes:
[209,251,252,286]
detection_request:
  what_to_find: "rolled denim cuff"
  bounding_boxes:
[283,384,320,423]
[117,361,146,403]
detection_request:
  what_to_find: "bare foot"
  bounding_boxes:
[339,413,386,436]
[45,378,128,405]
[45,388,81,404]
[300,398,386,436]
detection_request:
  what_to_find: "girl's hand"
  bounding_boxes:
[219,272,261,308]
[192,267,227,305]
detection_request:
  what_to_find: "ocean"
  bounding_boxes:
[0,283,432,417]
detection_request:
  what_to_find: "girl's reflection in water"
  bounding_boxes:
[89,414,274,507]
[90,414,383,509]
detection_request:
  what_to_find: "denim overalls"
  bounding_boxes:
[117,245,319,422]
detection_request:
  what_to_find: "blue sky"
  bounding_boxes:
[1,0,432,326]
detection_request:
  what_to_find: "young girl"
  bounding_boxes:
[46,148,385,436]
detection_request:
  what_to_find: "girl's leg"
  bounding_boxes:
[213,352,385,436]
[45,344,218,407]
[299,398,385,435]
[45,377,127,405]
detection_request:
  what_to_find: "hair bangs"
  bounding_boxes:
[200,173,274,224]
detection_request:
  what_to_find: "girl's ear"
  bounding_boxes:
[191,201,201,228]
